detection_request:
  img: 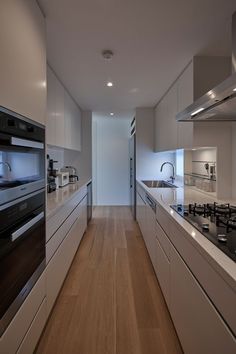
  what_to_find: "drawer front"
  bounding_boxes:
[46,217,81,316]
[136,192,147,238]
[156,202,171,235]
[155,220,171,260]
[0,272,46,354]
[46,186,87,241]
[155,238,170,307]
[136,182,146,202]
[170,246,236,354]
[16,299,46,354]
[46,195,86,263]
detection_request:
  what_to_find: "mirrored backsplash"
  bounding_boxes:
[184,147,217,194]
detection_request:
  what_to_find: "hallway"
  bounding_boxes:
[36,207,182,354]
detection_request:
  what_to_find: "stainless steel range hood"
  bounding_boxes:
[177,11,236,122]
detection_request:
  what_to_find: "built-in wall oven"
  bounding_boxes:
[0,106,46,335]
[0,106,45,206]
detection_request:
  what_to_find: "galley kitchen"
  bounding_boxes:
[0,1,236,354]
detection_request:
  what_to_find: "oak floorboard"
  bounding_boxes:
[139,328,167,354]
[35,206,182,354]
[126,230,160,329]
[115,248,142,354]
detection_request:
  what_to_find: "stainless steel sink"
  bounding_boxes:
[141,180,178,188]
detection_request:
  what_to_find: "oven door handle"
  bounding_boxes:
[11,137,44,149]
[11,211,44,242]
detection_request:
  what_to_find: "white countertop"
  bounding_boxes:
[137,179,236,292]
[46,178,91,219]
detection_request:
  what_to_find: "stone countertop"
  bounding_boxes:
[46,178,91,219]
[137,179,236,292]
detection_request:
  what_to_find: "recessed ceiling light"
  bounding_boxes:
[102,50,114,61]
[233,88,236,92]
[107,82,113,87]
[110,112,114,116]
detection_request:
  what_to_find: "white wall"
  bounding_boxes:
[47,146,65,171]
[92,115,130,206]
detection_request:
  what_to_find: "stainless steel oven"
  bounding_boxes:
[0,189,45,335]
[0,106,45,206]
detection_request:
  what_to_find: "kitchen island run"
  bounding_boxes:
[136,179,236,354]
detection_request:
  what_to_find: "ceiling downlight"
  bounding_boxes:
[102,50,114,61]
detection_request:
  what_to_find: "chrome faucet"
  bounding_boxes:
[0,162,12,172]
[160,162,175,184]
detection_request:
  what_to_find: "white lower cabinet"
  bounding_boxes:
[145,201,156,267]
[16,299,47,354]
[170,246,236,354]
[137,190,156,266]
[155,222,170,308]
[46,219,78,315]
[136,191,147,239]
[46,195,87,316]
[136,181,236,353]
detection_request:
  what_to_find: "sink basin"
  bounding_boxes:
[141,180,178,188]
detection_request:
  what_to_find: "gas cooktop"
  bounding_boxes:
[171,202,236,262]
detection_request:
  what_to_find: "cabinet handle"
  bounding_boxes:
[11,212,44,242]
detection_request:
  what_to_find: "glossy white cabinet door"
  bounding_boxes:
[46,66,57,145]
[64,90,81,151]
[46,218,80,316]
[46,195,87,316]
[154,237,170,308]
[170,246,236,354]
[177,61,194,149]
[145,203,156,266]
[166,82,178,150]
[136,192,147,242]
[154,94,168,152]
[46,66,65,147]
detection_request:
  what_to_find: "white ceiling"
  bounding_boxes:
[38,0,236,119]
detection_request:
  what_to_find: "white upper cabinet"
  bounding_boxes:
[46,66,65,147]
[46,66,81,151]
[64,91,82,151]
[154,57,231,152]
[177,62,194,149]
[155,64,192,152]
[155,82,178,152]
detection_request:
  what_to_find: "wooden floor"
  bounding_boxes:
[36,207,183,354]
